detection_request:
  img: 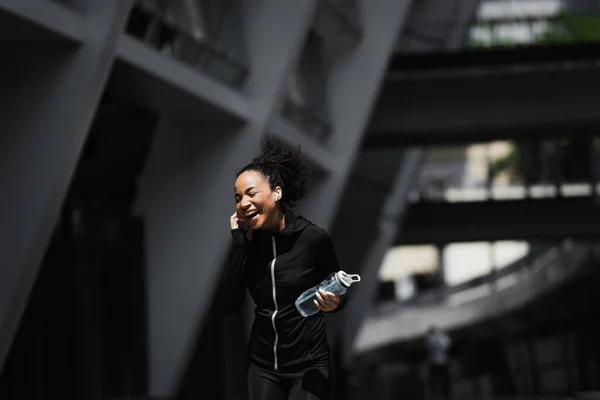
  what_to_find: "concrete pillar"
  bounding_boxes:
[341,148,425,364]
[437,243,447,285]
[447,0,482,50]
[301,0,414,229]
[135,1,319,396]
[0,0,134,372]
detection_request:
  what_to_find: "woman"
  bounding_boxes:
[219,135,347,400]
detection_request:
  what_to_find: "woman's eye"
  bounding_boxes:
[249,192,257,197]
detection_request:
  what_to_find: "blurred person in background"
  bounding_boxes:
[219,134,351,400]
[425,325,452,399]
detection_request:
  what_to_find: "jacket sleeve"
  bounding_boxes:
[217,229,249,313]
[315,230,348,313]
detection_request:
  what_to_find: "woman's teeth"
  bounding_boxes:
[246,210,260,219]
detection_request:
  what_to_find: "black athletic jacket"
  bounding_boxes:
[219,211,347,372]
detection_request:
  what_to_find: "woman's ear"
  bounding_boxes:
[274,187,282,201]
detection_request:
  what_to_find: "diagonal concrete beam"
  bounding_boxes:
[304,0,415,229]
[0,0,135,373]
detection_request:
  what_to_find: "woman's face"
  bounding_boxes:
[234,170,281,230]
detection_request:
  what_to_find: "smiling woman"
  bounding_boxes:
[219,134,349,400]
[233,168,284,233]
[233,135,309,232]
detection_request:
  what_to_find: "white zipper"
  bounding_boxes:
[270,236,279,371]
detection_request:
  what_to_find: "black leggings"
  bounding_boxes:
[247,361,330,400]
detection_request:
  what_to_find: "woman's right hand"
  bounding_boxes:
[230,212,242,230]
[229,212,252,240]
[231,212,253,240]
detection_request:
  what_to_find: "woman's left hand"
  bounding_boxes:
[314,289,341,312]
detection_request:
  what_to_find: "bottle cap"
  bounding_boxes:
[335,270,361,288]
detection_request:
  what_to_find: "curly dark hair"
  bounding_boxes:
[237,134,310,208]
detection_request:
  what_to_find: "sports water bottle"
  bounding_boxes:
[295,270,361,317]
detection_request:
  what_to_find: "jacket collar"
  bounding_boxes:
[260,208,309,236]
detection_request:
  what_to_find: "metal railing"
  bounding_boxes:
[280,0,363,142]
[314,0,363,68]
[371,240,589,316]
[48,0,79,9]
[396,0,600,53]
[281,99,332,143]
[413,137,600,204]
[125,0,248,87]
[471,0,600,48]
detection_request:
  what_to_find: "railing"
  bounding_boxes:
[314,0,363,62]
[281,99,332,143]
[371,240,583,316]
[357,240,597,354]
[48,0,80,10]
[471,0,600,49]
[396,0,600,53]
[280,0,363,142]
[413,182,600,203]
[125,0,249,87]
[413,137,600,204]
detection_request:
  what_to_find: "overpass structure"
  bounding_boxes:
[355,241,599,355]
[367,43,600,148]
[337,0,600,382]
[400,194,600,244]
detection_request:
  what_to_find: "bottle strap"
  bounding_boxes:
[336,270,362,287]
